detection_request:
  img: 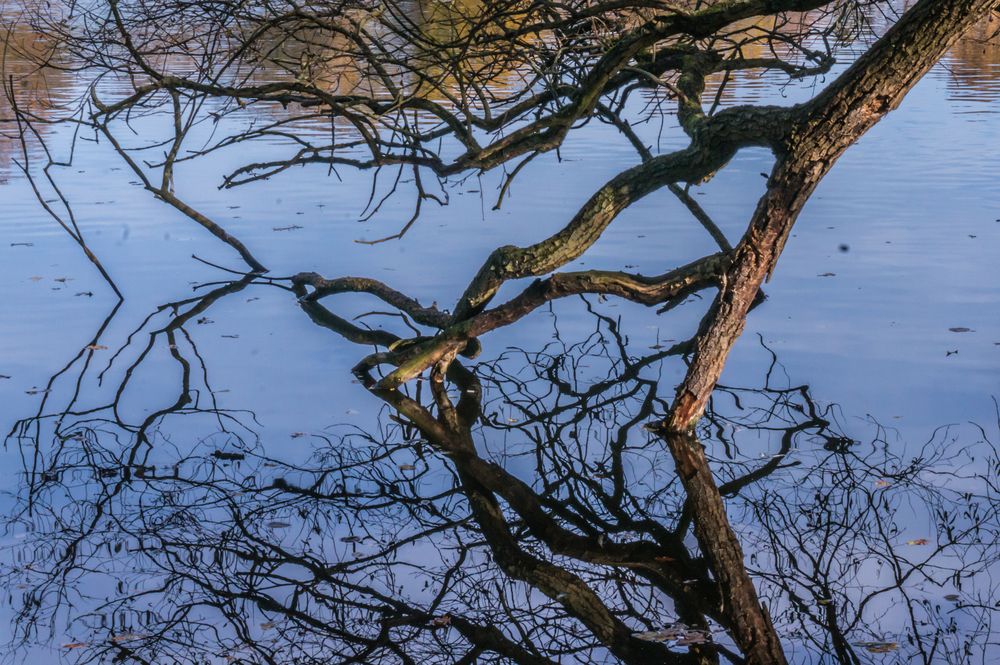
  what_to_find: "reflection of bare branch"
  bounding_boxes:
[6,302,998,664]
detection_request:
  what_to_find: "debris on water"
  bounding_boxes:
[634,624,711,645]
[855,641,898,653]
[949,327,973,333]
[212,450,246,461]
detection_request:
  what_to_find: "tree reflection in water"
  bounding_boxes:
[3,1,999,663]
[4,283,997,664]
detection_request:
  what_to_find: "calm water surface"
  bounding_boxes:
[0,3,998,663]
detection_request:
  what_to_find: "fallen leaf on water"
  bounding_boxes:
[29,276,44,282]
[944,594,960,601]
[291,432,307,438]
[906,538,929,546]
[260,621,276,630]
[856,641,898,654]
[86,344,108,351]
[818,272,836,277]
[341,535,363,543]
[398,464,416,471]
[267,521,292,529]
[112,633,145,643]
[875,480,891,488]
[62,642,89,649]
[949,327,973,333]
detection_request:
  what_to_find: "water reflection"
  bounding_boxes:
[941,14,1000,104]
[1,1,999,663]
[4,289,998,663]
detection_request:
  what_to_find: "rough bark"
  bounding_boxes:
[655,2,1000,664]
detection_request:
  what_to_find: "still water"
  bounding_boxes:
[0,2,998,663]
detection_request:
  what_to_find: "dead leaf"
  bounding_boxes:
[856,641,898,654]
[86,344,108,351]
[906,538,929,546]
[398,464,416,471]
[875,480,891,488]
[949,327,973,333]
[62,642,89,649]
[112,633,145,643]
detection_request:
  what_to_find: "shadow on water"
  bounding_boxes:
[3,283,998,664]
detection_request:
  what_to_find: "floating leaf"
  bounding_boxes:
[856,641,898,654]
[62,642,89,649]
[86,344,108,351]
[944,594,960,601]
[341,535,363,543]
[267,521,292,529]
[875,479,891,488]
[112,633,145,643]
[949,327,972,333]
[398,464,416,471]
[906,538,929,546]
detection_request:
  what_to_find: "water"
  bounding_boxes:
[0,2,998,663]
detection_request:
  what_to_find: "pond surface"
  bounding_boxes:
[0,2,998,664]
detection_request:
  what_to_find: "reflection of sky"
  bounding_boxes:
[0,5,999,662]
